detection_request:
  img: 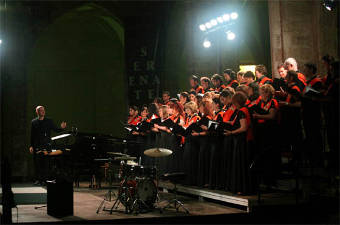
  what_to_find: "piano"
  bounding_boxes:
[51,131,143,188]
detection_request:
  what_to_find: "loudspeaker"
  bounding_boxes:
[47,180,73,217]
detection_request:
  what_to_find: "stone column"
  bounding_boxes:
[268,0,284,78]
[268,0,339,77]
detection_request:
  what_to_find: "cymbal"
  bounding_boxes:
[51,133,71,141]
[94,158,110,161]
[107,152,128,156]
[114,156,137,161]
[144,148,173,158]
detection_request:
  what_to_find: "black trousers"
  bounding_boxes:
[33,153,49,182]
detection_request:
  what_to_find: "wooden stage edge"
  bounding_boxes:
[158,181,296,213]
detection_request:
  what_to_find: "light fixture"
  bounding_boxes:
[239,65,256,74]
[205,22,212,29]
[203,40,211,48]
[217,17,223,23]
[210,19,217,26]
[226,31,235,40]
[230,12,238,20]
[222,14,230,21]
[199,24,206,31]
[0,40,2,44]
[323,0,336,11]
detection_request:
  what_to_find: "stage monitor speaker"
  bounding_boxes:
[47,180,73,217]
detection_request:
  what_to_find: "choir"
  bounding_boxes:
[126,56,339,195]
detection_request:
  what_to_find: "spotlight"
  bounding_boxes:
[222,14,230,21]
[0,40,2,44]
[217,17,223,23]
[205,22,212,29]
[203,40,211,48]
[199,24,206,31]
[210,19,218,26]
[226,31,235,40]
[230,12,238,20]
[323,0,336,11]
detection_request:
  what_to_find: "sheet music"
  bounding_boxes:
[208,120,218,129]
[124,127,132,132]
[305,85,320,94]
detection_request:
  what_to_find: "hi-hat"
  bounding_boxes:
[51,133,71,141]
[114,156,137,161]
[144,148,173,158]
[107,152,128,156]
[126,160,138,166]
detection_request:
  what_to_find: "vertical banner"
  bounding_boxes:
[125,14,165,107]
[126,44,161,106]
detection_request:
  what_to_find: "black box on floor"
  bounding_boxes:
[47,179,73,217]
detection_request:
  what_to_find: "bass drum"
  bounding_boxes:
[118,178,157,210]
[136,178,157,208]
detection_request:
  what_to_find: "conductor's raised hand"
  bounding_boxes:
[61,121,67,129]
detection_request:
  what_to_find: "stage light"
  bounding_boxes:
[0,40,2,44]
[230,12,238,20]
[323,0,336,11]
[217,17,223,23]
[203,40,211,48]
[205,22,212,29]
[222,14,230,21]
[240,65,256,74]
[210,19,218,26]
[226,31,235,40]
[199,24,206,31]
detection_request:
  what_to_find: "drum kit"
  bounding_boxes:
[96,147,173,215]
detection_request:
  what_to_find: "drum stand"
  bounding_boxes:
[152,158,162,204]
[108,181,133,214]
[96,160,117,214]
[96,187,116,214]
[131,189,150,215]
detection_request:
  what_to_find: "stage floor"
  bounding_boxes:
[1,183,246,224]
[2,181,338,224]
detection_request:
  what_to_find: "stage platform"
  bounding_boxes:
[0,185,47,205]
[158,181,299,212]
[0,181,305,224]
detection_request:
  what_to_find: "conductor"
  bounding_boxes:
[29,106,67,185]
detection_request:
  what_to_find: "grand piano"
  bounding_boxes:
[52,131,142,188]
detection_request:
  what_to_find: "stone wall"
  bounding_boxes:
[268,0,339,78]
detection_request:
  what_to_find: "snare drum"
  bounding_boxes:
[119,164,144,179]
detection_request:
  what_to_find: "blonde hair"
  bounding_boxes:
[237,71,244,77]
[199,99,214,117]
[203,92,213,100]
[184,101,198,113]
[260,84,275,97]
[224,86,235,95]
[159,105,169,118]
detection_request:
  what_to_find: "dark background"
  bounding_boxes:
[0,0,271,180]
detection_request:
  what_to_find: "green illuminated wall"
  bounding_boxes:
[27,3,127,137]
